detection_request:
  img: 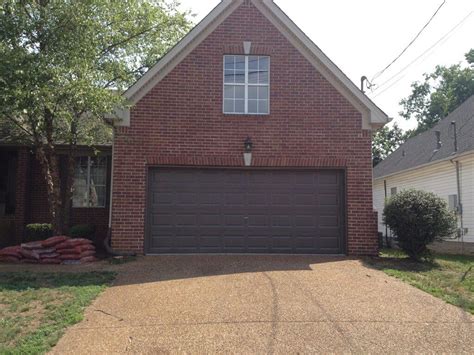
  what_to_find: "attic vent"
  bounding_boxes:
[243,0,252,6]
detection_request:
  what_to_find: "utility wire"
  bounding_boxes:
[371,11,473,98]
[371,0,447,82]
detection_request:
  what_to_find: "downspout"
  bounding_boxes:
[104,125,135,257]
[450,121,464,252]
[383,179,390,247]
[454,159,464,251]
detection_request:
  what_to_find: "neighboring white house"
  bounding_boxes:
[373,95,474,246]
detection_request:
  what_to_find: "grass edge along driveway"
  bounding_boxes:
[367,249,474,315]
[0,271,116,354]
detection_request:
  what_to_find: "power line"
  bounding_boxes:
[371,11,473,98]
[371,0,447,82]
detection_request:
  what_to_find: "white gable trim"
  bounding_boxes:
[255,0,388,130]
[117,0,389,129]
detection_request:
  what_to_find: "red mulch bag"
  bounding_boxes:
[57,247,81,255]
[0,246,22,258]
[41,236,69,248]
[19,249,40,260]
[40,258,62,264]
[39,252,59,259]
[0,255,20,263]
[68,238,93,247]
[59,254,81,260]
[55,241,74,250]
[21,241,43,250]
[34,248,56,255]
[78,244,95,252]
[80,250,95,258]
[80,256,98,263]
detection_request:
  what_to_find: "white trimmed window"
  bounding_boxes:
[73,156,107,208]
[223,55,270,115]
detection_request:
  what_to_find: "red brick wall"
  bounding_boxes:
[112,2,378,255]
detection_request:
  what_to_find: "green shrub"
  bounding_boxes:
[69,224,95,239]
[24,223,53,242]
[383,189,458,261]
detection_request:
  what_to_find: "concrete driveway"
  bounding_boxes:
[52,256,473,354]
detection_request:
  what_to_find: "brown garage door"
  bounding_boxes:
[146,168,345,254]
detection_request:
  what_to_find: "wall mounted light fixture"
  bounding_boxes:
[244,136,253,167]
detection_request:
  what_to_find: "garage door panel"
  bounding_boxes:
[146,168,345,254]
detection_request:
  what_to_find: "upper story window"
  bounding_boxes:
[223,55,270,115]
[73,156,107,208]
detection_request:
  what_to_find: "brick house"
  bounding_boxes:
[0,144,112,247]
[109,0,389,255]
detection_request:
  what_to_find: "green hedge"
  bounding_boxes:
[25,223,53,242]
[69,224,95,239]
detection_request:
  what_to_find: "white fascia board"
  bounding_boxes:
[116,0,389,129]
[258,0,389,129]
[115,0,243,126]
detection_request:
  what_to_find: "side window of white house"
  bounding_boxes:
[448,194,458,211]
[390,187,397,196]
[73,156,107,208]
[223,55,269,115]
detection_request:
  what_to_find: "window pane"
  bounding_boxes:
[248,70,258,84]
[224,86,234,99]
[258,100,269,114]
[235,86,245,100]
[73,157,88,207]
[224,70,235,83]
[248,100,258,114]
[258,71,269,84]
[248,86,258,100]
[224,56,235,70]
[235,99,245,113]
[235,56,245,70]
[224,99,234,113]
[90,185,106,208]
[234,70,245,83]
[249,56,258,70]
[258,86,269,100]
[259,57,269,71]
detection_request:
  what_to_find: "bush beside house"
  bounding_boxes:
[383,189,458,260]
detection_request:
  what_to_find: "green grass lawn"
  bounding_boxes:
[368,249,474,314]
[0,271,115,354]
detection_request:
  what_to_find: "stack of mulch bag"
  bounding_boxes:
[0,236,97,264]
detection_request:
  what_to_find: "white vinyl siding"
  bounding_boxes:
[373,153,474,243]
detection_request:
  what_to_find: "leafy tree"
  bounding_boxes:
[0,0,191,234]
[400,49,474,136]
[384,189,457,261]
[372,123,406,166]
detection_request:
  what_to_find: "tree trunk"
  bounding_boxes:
[62,138,77,232]
[35,144,64,235]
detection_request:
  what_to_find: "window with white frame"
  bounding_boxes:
[223,55,269,115]
[72,156,107,208]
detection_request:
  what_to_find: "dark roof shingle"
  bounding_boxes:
[374,95,474,179]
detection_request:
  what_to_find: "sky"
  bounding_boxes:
[178,0,474,131]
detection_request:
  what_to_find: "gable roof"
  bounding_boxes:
[116,0,389,129]
[374,95,474,179]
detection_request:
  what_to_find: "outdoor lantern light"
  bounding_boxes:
[244,136,253,166]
